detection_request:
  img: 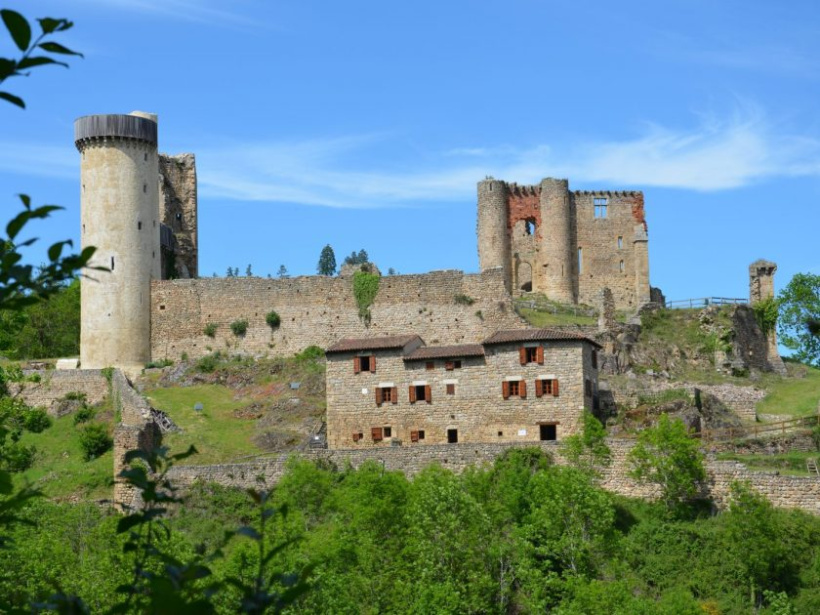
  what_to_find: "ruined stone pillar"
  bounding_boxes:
[539,178,575,304]
[633,224,651,306]
[477,179,511,292]
[749,259,786,374]
[75,112,160,369]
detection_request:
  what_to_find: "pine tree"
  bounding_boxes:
[317,244,337,276]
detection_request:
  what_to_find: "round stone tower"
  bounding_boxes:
[539,178,575,304]
[477,178,511,291]
[75,112,161,369]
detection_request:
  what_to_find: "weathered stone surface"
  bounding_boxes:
[159,153,197,279]
[10,370,108,416]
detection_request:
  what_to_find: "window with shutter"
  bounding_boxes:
[426,361,435,370]
[519,347,527,365]
[425,385,432,404]
[352,432,361,442]
[371,427,383,441]
[508,380,520,397]
[359,356,371,372]
[445,361,454,371]
[391,386,398,404]
[502,381,510,399]
[370,355,376,373]
[383,426,392,438]
[537,346,544,365]
[410,430,419,443]
[375,388,382,406]
[353,356,361,374]
[418,429,425,440]
[446,383,455,395]
[409,385,417,403]
[519,380,527,398]
[535,379,543,397]
[553,379,560,397]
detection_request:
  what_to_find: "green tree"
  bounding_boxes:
[343,249,369,266]
[245,263,253,277]
[628,414,706,513]
[778,272,820,366]
[561,410,611,472]
[277,264,289,279]
[316,244,336,276]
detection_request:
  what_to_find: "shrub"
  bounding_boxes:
[265,310,281,329]
[181,352,189,362]
[63,391,87,402]
[454,294,476,306]
[1,442,36,472]
[145,358,174,369]
[812,425,820,452]
[230,319,249,336]
[197,354,219,373]
[73,405,96,425]
[79,423,113,461]
[23,408,51,433]
[101,366,114,384]
[295,345,324,362]
[353,271,380,323]
[204,323,218,338]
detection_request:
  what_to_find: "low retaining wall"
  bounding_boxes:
[161,439,820,515]
[10,370,109,416]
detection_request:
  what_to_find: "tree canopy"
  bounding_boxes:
[778,272,820,366]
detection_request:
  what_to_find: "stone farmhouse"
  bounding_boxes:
[325,329,601,448]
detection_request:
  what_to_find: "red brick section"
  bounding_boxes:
[506,186,542,235]
[630,193,647,231]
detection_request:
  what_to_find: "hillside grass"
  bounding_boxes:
[145,384,263,465]
[13,408,114,501]
[756,364,820,417]
[716,450,820,476]
[515,295,598,327]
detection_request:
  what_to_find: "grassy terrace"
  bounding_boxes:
[514,295,599,328]
[717,450,820,477]
[756,363,820,417]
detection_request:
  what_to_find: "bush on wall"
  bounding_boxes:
[265,310,281,329]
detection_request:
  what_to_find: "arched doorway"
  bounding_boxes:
[517,261,533,292]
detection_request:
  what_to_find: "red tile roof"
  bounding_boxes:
[482,328,601,348]
[325,335,422,354]
[404,344,485,361]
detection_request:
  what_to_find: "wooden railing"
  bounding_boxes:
[665,297,747,309]
[694,415,820,443]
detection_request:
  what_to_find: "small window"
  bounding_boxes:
[497,431,503,437]
[540,424,557,441]
[585,379,592,396]
[447,428,458,443]
[524,218,536,236]
[352,432,363,442]
[371,427,383,442]
[383,426,392,438]
[138,221,142,230]
[594,197,608,218]
[375,386,397,406]
[535,379,559,397]
[426,361,435,370]
[525,347,538,363]
[446,383,455,395]
[111,256,115,271]
[520,346,543,365]
[410,384,431,403]
[143,183,147,193]
[619,260,625,273]
[591,351,598,369]
[617,236,623,249]
[354,355,375,374]
[144,153,148,161]
[578,247,583,274]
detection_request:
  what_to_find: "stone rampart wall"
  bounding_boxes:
[150,269,526,361]
[10,370,109,416]
[161,438,820,515]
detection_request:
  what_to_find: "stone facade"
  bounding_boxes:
[150,269,527,361]
[325,330,600,449]
[159,153,198,279]
[478,178,650,310]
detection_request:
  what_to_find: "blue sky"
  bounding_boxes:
[2,0,818,300]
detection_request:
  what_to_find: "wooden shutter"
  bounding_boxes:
[353,356,361,374]
[502,381,510,399]
[409,385,417,403]
[375,388,382,406]
[391,386,398,404]
[520,380,527,399]
[410,430,419,443]
[370,355,376,373]
[519,347,527,365]
[535,379,543,398]
[553,379,559,397]
[537,346,544,365]
[371,427,383,441]
[445,360,454,371]
[352,432,360,442]
[425,385,432,404]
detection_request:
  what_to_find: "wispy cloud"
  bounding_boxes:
[196,105,820,207]
[74,0,263,28]
[4,105,819,208]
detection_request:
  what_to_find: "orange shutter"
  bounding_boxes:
[535,379,543,398]
[425,385,432,404]
[520,380,527,399]
[553,379,560,397]
[537,346,544,365]
[445,361,454,371]
[409,385,417,404]
[352,432,360,442]
[410,430,419,442]
[371,427,383,441]
[375,388,382,406]
[519,347,527,365]
[502,381,510,399]
[391,386,398,404]
[370,355,376,373]
[353,356,361,374]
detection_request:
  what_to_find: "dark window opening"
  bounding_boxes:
[521,282,532,292]
[446,383,455,395]
[376,386,396,405]
[144,153,148,161]
[617,236,623,249]
[445,359,462,370]
[415,385,428,402]
[540,424,557,441]
[352,432,363,442]
[110,256,115,271]
[143,184,147,193]
[525,347,538,363]
[383,426,392,438]
[447,428,458,444]
[426,361,435,370]
[591,351,598,369]
[138,221,142,230]
[159,305,166,311]
[524,218,536,235]
[359,356,371,372]
[418,429,425,440]
[585,379,593,396]
[497,431,503,437]
[410,429,426,443]
[535,378,559,398]
[508,380,520,397]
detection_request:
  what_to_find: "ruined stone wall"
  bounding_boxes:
[573,191,648,309]
[9,370,108,415]
[162,438,820,515]
[150,269,526,361]
[111,369,160,510]
[159,153,198,279]
[326,340,593,449]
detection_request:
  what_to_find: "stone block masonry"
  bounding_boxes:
[150,269,526,361]
[10,370,109,416]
